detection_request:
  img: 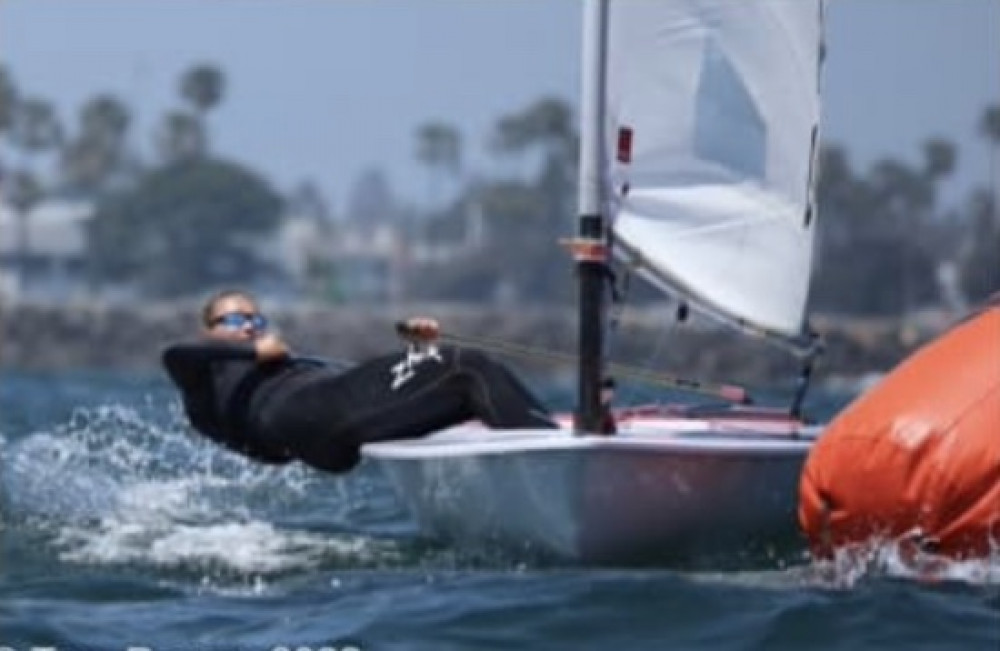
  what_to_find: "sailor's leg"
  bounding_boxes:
[449,348,558,429]
[255,346,555,472]
[322,346,557,444]
[255,351,472,467]
[252,366,381,473]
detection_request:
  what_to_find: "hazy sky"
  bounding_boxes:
[2,0,997,212]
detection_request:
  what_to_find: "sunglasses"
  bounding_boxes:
[210,312,268,331]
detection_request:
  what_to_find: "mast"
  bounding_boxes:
[575,0,609,434]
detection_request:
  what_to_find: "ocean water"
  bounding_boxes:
[1,369,997,651]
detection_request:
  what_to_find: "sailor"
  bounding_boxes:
[162,289,557,473]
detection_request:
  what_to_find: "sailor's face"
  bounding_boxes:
[204,295,267,342]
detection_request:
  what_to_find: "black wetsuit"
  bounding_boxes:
[162,341,556,473]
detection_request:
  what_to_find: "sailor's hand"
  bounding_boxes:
[396,317,440,343]
[255,333,290,361]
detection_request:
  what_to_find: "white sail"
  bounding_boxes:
[604,0,824,338]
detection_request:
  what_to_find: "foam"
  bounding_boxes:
[808,537,1000,588]
[55,518,390,573]
[687,540,1000,591]
[4,402,404,580]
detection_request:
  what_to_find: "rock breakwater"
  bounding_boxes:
[2,300,927,388]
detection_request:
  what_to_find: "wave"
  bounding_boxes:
[1,402,409,584]
[806,538,1000,588]
[687,537,1000,592]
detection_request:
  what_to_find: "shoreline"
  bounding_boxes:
[1,300,937,389]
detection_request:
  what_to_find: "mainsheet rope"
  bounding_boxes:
[437,329,749,404]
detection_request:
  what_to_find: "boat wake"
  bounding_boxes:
[689,538,1000,592]
[808,538,1000,588]
[1,402,409,585]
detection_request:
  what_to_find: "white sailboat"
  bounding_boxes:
[363,0,826,564]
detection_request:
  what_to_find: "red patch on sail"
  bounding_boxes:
[617,127,633,163]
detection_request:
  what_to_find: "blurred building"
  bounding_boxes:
[0,195,489,306]
[0,200,94,303]
[261,194,489,305]
[327,198,488,304]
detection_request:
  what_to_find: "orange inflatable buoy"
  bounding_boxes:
[799,303,1000,560]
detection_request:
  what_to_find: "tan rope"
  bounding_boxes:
[438,330,749,404]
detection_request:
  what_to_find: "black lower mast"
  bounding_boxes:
[575,215,606,434]
[574,0,609,434]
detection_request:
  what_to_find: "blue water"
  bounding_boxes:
[1,370,997,650]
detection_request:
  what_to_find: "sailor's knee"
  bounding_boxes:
[456,347,494,371]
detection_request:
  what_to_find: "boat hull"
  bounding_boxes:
[364,415,821,564]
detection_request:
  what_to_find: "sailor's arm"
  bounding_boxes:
[163,336,289,368]
[161,337,289,389]
[162,340,256,379]
[159,341,254,430]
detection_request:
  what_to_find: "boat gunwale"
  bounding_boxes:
[362,426,821,459]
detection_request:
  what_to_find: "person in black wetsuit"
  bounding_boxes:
[162,289,557,473]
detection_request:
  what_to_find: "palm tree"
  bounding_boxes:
[8,97,63,156]
[980,104,1000,214]
[346,167,397,230]
[491,97,578,216]
[959,189,999,302]
[491,97,577,164]
[954,105,1000,303]
[6,97,62,294]
[488,98,579,303]
[0,64,17,135]
[0,64,18,196]
[415,121,462,210]
[81,94,130,145]
[922,138,956,182]
[60,94,133,193]
[155,110,206,164]
[179,63,225,152]
[980,104,1000,144]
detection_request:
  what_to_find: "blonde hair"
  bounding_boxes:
[200,289,257,326]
